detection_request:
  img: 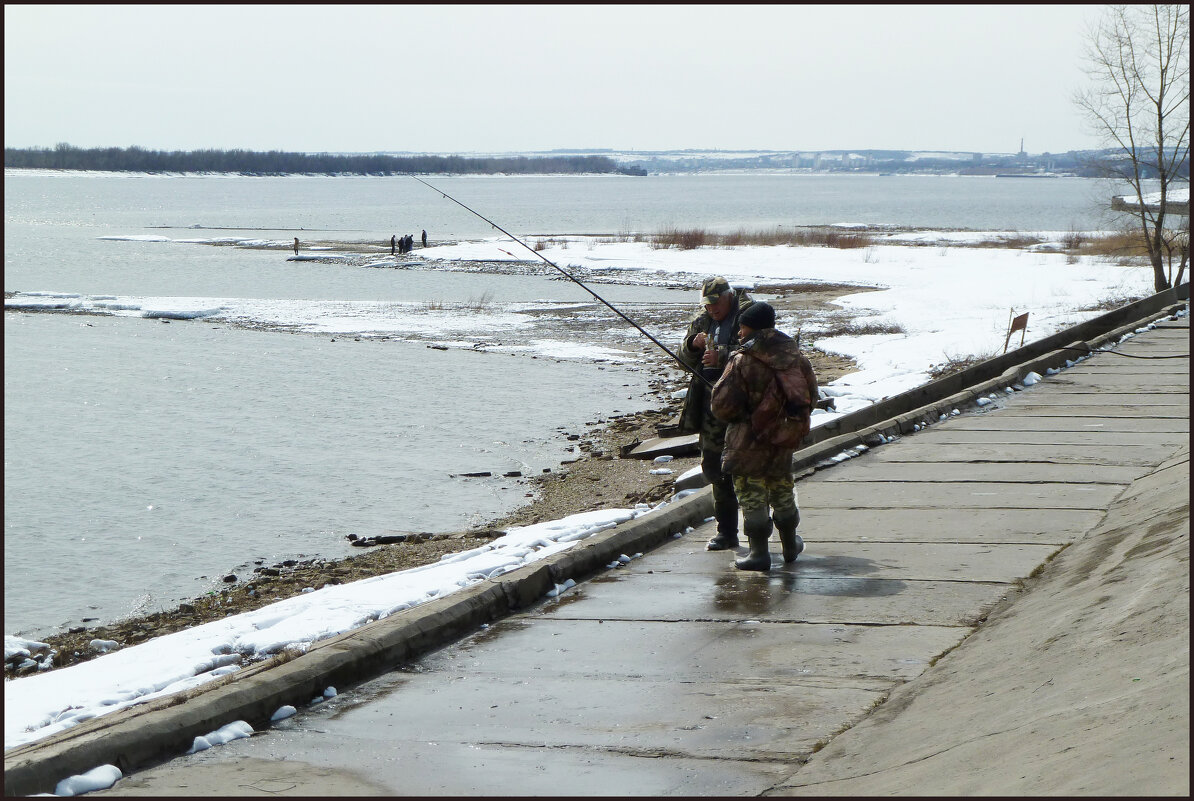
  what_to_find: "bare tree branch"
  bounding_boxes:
[1074,4,1190,291]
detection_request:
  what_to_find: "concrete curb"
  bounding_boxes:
[4,292,1188,796]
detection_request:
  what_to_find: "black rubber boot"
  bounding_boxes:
[706,505,740,550]
[734,519,772,571]
[774,510,804,563]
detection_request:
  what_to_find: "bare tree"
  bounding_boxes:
[1075,4,1189,291]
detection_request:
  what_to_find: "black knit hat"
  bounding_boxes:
[739,301,775,330]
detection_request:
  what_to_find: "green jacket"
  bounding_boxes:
[675,288,754,451]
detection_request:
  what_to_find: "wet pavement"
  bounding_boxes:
[70,314,1192,795]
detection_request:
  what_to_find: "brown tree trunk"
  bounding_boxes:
[1151,249,1170,292]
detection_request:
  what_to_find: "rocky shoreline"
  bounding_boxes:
[6,285,859,679]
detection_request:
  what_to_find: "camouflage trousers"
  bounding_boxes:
[732,473,798,528]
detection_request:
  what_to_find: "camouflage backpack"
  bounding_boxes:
[743,350,814,449]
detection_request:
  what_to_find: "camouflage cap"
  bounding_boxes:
[701,276,731,305]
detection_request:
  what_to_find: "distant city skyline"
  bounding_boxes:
[5,4,1109,155]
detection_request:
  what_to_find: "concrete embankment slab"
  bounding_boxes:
[771,447,1190,796]
[811,460,1144,483]
[1041,375,1188,389]
[550,570,1011,627]
[795,506,1102,544]
[1115,336,1190,352]
[102,744,795,798]
[991,403,1189,418]
[938,415,1188,432]
[402,616,966,683]
[859,441,1173,466]
[920,428,1180,445]
[797,480,1123,509]
[983,391,1186,406]
[1050,361,1190,372]
[613,539,1060,584]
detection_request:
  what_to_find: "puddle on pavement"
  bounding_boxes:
[713,557,906,614]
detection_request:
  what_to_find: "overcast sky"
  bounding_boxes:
[5,4,1110,155]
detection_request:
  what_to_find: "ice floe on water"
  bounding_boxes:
[97,234,172,243]
[2,293,645,363]
[99,233,294,248]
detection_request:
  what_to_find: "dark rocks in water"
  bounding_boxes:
[454,471,492,478]
[222,574,237,583]
[350,532,437,548]
[428,344,449,351]
[503,470,523,477]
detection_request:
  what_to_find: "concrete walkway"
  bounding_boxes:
[87,315,1189,796]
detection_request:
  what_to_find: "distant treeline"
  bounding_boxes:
[3,144,648,176]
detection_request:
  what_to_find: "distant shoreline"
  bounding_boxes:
[4,166,1102,180]
[2,145,646,177]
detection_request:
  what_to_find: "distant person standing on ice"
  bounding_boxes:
[677,276,755,552]
[421,229,428,248]
[391,234,397,255]
[293,237,300,256]
[710,301,817,571]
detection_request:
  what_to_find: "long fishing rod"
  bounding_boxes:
[411,175,714,388]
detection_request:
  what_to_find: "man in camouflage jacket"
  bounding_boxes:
[710,301,817,571]
[676,276,755,550]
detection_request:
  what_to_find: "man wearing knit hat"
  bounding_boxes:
[710,301,818,571]
[677,276,755,551]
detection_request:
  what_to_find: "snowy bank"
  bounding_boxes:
[413,235,1155,417]
[4,507,651,751]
